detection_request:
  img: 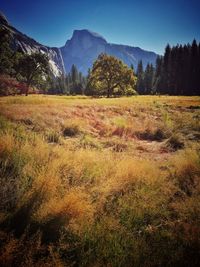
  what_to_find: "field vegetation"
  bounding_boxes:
[0,95,200,266]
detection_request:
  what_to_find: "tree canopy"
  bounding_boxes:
[0,27,14,75]
[1,28,199,97]
[15,52,49,95]
[87,54,137,97]
[136,40,200,96]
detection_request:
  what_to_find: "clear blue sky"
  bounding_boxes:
[1,0,200,54]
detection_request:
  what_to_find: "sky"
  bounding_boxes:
[0,0,200,54]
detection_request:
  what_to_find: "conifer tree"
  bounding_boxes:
[136,60,145,94]
[153,40,200,95]
[153,56,163,94]
[143,63,154,94]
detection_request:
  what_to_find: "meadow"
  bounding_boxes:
[0,95,200,267]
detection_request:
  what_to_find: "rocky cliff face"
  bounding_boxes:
[0,12,158,76]
[0,12,65,77]
[60,29,158,75]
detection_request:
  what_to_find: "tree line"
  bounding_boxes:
[0,25,199,96]
[0,27,136,97]
[47,64,87,95]
[136,40,200,95]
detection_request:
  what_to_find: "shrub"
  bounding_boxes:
[62,123,81,137]
[165,134,184,151]
[136,127,167,141]
[0,75,34,96]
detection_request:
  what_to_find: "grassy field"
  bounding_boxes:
[0,95,200,266]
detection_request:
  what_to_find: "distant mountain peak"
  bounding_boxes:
[71,29,107,42]
[1,11,158,77]
[61,29,158,75]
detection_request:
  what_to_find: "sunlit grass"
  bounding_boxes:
[0,95,200,266]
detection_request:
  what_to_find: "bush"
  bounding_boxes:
[62,124,81,137]
[0,75,39,96]
[165,134,184,151]
[136,128,167,141]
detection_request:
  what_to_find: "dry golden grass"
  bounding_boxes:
[0,95,200,266]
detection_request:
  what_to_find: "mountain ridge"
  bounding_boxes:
[61,29,158,74]
[0,12,158,76]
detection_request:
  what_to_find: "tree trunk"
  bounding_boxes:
[107,88,110,98]
[25,81,31,96]
[25,86,29,96]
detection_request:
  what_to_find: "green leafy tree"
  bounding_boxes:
[15,52,49,95]
[0,27,14,75]
[88,54,136,97]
